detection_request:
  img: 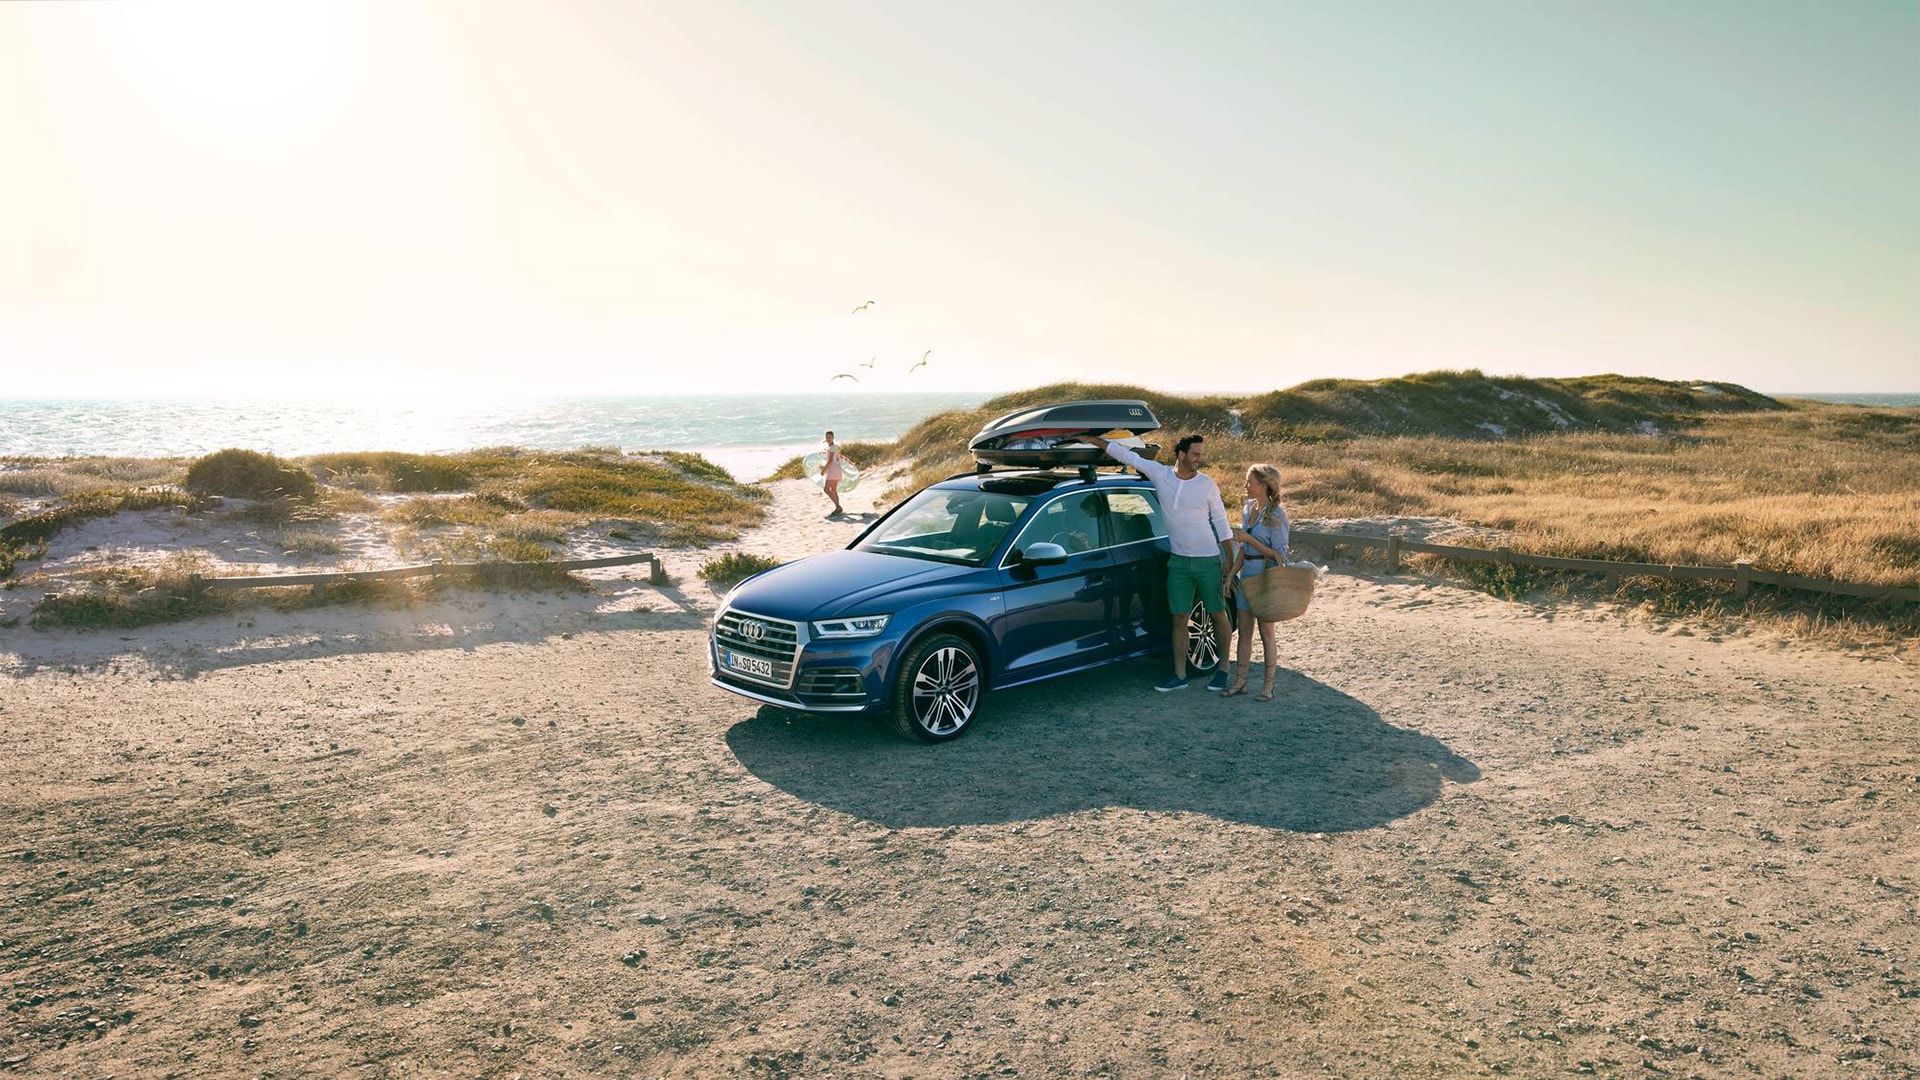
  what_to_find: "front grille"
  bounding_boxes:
[713,609,802,688]
[797,668,866,700]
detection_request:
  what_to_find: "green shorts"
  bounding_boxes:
[1167,554,1226,615]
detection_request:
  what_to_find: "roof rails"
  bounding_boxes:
[950,459,1139,485]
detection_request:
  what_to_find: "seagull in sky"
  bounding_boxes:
[851,300,876,314]
[858,356,877,369]
[832,372,859,382]
[909,350,931,373]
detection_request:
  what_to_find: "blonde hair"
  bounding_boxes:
[1245,464,1283,523]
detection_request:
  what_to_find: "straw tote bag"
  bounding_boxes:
[1240,564,1317,622]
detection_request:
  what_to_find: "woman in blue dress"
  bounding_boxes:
[1225,463,1290,701]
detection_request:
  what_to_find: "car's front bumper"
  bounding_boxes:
[709,633,898,714]
[708,674,872,713]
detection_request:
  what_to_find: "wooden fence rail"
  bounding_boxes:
[190,551,664,596]
[1290,530,1920,605]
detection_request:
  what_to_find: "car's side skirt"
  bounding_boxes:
[989,644,1162,693]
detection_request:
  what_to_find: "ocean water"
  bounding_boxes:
[0,393,985,481]
[1785,393,1920,407]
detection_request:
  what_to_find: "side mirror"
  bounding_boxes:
[1020,542,1069,567]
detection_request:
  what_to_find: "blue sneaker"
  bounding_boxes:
[1154,675,1190,692]
[1205,671,1231,692]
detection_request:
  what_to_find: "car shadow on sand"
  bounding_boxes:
[726,661,1480,832]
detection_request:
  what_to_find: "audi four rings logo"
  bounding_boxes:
[738,620,767,642]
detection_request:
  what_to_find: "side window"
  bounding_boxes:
[1005,492,1109,563]
[1104,490,1166,546]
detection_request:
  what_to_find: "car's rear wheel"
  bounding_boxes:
[1186,598,1222,674]
[890,633,983,743]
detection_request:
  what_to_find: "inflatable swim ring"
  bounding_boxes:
[802,452,862,492]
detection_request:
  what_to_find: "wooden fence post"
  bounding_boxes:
[189,573,204,596]
[1735,559,1752,600]
[648,555,668,586]
[1385,536,1401,573]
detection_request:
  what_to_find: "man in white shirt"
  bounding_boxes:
[1086,433,1236,691]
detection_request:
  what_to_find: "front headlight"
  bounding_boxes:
[811,614,891,639]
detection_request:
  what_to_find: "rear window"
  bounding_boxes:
[1105,490,1165,545]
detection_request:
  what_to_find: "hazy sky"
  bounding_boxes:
[3,0,1915,398]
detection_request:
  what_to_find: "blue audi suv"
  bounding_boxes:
[709,469,1223,742]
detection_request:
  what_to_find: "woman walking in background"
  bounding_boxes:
[1225,463,1290,701]
[822,431,846,517]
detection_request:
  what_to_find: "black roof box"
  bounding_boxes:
[972,400,1160,442]
[968,399,1162,470]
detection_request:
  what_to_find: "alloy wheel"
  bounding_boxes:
[1186,599,1220,672]
[911,646,981,737]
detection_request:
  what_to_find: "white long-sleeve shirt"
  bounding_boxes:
[1104,442,1232,558]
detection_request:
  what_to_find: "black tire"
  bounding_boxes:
[1185,598,1223,674]
[889,633,985,743]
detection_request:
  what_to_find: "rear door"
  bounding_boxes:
[1101,487,1170,655]
[994,491,1118,681]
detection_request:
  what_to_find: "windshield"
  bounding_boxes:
[856,487,1033,566]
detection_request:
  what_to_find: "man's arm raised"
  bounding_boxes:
[1086,433,1158,476]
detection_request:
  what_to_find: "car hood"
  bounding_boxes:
[723,548,987,622]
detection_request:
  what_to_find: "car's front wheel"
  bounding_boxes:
[1186,598,1222,674]
[890,633,984,743]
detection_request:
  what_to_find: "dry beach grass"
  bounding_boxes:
[814,378,1917,644]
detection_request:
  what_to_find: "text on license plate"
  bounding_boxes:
[726,651,775,679]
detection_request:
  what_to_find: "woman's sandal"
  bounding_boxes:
[1255,680,1275,703]
[1224,671,1249,697]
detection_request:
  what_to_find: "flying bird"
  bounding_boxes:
[851,300,876,314]
[831,373,859,382]
[858,356,877,369]
[909,350,931,373]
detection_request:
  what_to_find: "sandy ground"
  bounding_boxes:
[1,470,1916,1078]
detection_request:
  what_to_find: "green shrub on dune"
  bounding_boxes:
[185,448,318,500]
[305,451,473,492]
[700,551,782,590]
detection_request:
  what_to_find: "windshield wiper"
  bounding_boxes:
[863,546,978,567]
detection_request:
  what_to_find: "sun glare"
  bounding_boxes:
[104,1,355,124]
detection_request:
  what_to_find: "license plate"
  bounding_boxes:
[725,650,775,679]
